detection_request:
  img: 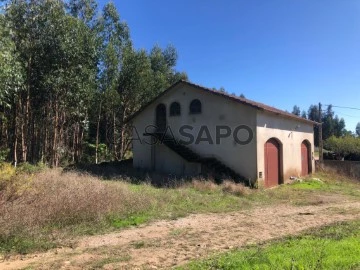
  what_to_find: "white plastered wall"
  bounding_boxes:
[131,83,258,180]
[256,111,315,184]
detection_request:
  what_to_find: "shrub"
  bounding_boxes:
[16,162,46,174]
[0,163,35,201]
[324,136,360,158]
[0,170,153,241]
[0,148,9,162]
[0,162,16,184]
[221,181,249,196]
[190,178,219,192]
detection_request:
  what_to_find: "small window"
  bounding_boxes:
[190,99,202,114]
[170,102,181,116]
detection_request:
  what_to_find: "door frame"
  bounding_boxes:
[264,138,283,187]
[301,140,312,176]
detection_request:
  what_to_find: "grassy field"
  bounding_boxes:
[180,220,360,270]
[0,163,359,256]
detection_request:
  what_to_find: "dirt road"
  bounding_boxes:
[1,195,360,269]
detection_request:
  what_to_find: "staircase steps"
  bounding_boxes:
[146,132,248,185]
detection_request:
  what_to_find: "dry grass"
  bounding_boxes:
[0,169,251,254]
[190,179,219,192]
[189,178,250,196]
[221,180,250,196]
[0,166,358,255]
[0,169,151,238]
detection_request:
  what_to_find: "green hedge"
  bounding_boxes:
[324,136,360,157]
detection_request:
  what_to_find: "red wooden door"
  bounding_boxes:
[265,139,280,188]
[301,142,309,176]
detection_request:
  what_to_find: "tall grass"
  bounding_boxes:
[1,170,152,230]
[0,169,251,254]
[0,166,358,255]
[0,169,155,253]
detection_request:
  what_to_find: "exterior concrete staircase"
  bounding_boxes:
[146,132,249,185]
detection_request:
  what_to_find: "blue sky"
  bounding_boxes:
[100,0,360,131]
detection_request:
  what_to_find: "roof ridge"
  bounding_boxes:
[126,80,318,125]
[180,80,317,125]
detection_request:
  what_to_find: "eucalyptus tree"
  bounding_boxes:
[357,123,360,137]
[3,0,98,166]
[301,110,307,119]
[3,0,39,164]
[149,44,187,96]
[117,46,153,158]
[0,12,25,164]
[291,105,301,116]
[96,2,129,160]
[0,0,187,165]
[66,0,97,26]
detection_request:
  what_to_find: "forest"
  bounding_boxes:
[0,0,187,166]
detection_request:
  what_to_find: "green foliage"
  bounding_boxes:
[320,105,346,139]
[301,110,307,119]
[0,233,56,255]
[292,105,301,116]
[0,162,16,183]
[0,13,25,108]
[324,135,360,157]
[82,143,110,163]
[16,162,46,174]
[180,220,360,270]
[0,0,186,165]
[0,148,9,162]
[307,104,347,146]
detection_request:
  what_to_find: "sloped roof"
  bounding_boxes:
[126,80,318,125]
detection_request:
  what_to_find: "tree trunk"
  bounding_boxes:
[113,109,117,160]
[12,98,18,167]
[95,101,102,164]
[52,100,59,167]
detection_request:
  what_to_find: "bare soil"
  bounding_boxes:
[1,194,360,270]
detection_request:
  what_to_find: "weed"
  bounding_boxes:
[190,179,219,193]
[109,214,151,228]
[90,255,131,269]
[222,180,250,196]
[169,228,188,237]
[131,241,145,249]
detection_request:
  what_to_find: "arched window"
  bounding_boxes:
[170,102,181,116]
[190,99,202,114]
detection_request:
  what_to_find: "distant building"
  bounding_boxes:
[128,80,315,188]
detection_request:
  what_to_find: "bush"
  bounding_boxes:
[190,179,219,193]
[324,136,360,158]
[16,162,46,174]
[0,163,34,201]
[0,170,152,233]
[0,162,16,184]
[221,181,249,196]
[0,148,9,162]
